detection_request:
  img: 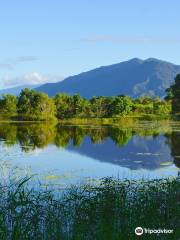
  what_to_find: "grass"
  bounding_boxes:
[58,117,137,126]
[138,113,171,121]
[0,177,179,240]
[57,115,172,125]
[0,113,173,125]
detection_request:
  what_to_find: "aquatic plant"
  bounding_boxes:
[0,176,179,239]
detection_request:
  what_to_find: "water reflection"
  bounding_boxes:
[0,122,179,171]
[166,131,180,168]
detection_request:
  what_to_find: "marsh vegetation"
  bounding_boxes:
[0,176,179,240]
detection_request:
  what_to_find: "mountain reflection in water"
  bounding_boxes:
[0,122,179,172]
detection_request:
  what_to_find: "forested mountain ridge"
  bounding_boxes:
[36,58,180,98]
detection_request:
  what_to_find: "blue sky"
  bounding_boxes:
[0,0,180,89]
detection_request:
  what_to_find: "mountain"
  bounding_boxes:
[36,58,180,98]
[0,84,41,96]
[67,135,173,170]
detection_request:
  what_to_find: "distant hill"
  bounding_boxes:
[0,84,41,96]
[36,58,180,98]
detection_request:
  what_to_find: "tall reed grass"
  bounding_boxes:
[0,177,179,239]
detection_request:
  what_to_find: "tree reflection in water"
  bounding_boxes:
[0,122,179,169]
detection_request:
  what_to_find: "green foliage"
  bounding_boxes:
[54,93,73,118]
[54,93,91,118]
[135,95,153,104]
[109,95,133,116]
[17,88,56,121]
[165,87,174,101]
[0,88,173,121]
[0,177,179,239]
[133,96,154,114]
[0,94,17,116]
[90,96,109,117]
[133,103,154,114]
[153,100,172,115]
[166,74,180,113]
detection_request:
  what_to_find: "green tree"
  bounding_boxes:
[90,96,109,117]
[71,94,90,117]
[54,93,90,118]
[133,96,154,114]
[17,88,55,120]
[0,94,17,116]
[165,88,173,101]
[110,95,133,116]
[135,96,152,104]
[166,74,180,113]
[153,98,171,115]
[54,93,73,119]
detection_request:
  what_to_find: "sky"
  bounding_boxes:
[0,0,180,89]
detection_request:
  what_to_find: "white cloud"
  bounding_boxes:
[0,56,38,69]
[1,72,64,88]
[81,35,180,45]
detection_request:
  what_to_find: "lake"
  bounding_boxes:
[0,121,179,187]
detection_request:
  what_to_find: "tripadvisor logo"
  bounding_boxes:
[135,227,143,236]
[135,227,174,236]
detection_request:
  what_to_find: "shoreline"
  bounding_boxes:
[0,114,177,125]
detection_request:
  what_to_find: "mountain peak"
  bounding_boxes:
[128,58,143,63]
[34,58,180,98]
[145,57,159,62]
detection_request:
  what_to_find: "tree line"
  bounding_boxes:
[0,74,180,121]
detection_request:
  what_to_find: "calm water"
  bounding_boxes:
[0,121,179,186]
